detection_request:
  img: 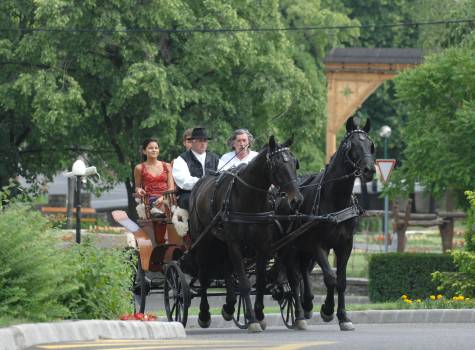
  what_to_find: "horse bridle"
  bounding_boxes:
[308,129,374,215]
[231,146,298,193]
[341,129,375,177]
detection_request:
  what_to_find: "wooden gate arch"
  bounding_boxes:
[324,48,423,162]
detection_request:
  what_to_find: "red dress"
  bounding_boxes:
[141,161,168,197]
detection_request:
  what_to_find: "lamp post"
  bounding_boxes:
[379,125,392,252]
[64,160,98,244]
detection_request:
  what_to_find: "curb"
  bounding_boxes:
[1,310,473,349]
[175,309,475,329]
[0,320,185,350]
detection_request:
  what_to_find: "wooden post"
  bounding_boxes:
[392,199,412,252]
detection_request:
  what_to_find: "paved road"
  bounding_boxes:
[27,323,475,350]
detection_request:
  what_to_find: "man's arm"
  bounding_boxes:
[172,156,200,190]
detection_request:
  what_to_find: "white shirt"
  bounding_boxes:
[172,150,207,190]
[218,150,259,171]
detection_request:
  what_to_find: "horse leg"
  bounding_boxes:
[221,273,236,321]
[315,246,336,322]
[287,252,307,330]
[254,255,267,330]
[334,243,355,331]
[227,240,261,332]
[300,256,315,320]
[198,266,211,328]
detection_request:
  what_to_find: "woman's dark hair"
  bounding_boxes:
[141,138,160,161]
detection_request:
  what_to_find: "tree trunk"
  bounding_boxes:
[439,219,454,253]
[439,190,455,252]
[392,199,412,252]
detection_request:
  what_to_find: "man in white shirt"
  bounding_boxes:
[218,129,259,171]
[172,127,219,210]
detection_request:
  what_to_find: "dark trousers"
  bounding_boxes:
[177,191,191,211]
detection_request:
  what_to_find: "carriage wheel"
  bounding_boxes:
[232,294,249,329]
[164,261,191,327]
[134,252,150,313]
[279,294,297,329]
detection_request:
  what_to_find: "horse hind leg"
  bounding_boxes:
[221,274,236,321]
[254,256,267,330]
[315,247,336,322]
[227,240,262,333]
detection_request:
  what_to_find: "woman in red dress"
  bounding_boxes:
[134,138,174,244]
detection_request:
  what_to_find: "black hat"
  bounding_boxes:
[190,127,212,140]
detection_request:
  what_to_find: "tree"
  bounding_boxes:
[393,48,475,206]
[1,1,357,215]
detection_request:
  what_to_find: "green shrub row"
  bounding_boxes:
[0,204,135,322]
[368,253,456,302]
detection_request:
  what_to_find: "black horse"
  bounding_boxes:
[188,136,303,332]
[276,117,375,331]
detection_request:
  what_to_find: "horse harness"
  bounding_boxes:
[189,137,367,253]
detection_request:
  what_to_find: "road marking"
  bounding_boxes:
[38,339,336,350]
[273,342,337,350]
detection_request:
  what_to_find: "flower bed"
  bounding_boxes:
[399,294,474,309]
[120,313,157,321]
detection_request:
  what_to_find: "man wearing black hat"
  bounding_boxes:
[172,127,219,210]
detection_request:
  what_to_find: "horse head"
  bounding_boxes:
[267,135,303,211]
[341,117,376,182]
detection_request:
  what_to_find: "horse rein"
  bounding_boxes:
[305,129,374,215]
[227,146,299,193]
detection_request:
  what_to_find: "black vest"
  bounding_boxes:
[177,150,219,191]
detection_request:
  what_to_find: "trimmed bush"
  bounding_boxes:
[368,253,455,302]
[0,204,77,321]
[0,203,135,322]
[63,240,135,319]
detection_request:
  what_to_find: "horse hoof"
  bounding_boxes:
[320,310,334,323]
[221,307,233,321]
[247,322,263,333]
[304,310,313,320]
[339,321,355,331]
[198,317,211,328]
[295,319,307,331]
[258,319,267,331]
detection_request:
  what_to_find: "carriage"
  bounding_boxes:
[114,117,376,332]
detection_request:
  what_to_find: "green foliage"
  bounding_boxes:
[465,190,475,252]
[0,204,77,321]
[432,250,475,298]
[368,253,455,302]
[357,216,382,234]
[414,0,475,50]
[0,0,360,203]
[433,190,475,297]
[63,241,135,320]
[393,48,475,205]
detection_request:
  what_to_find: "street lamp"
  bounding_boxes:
[64,160,98,244]
[379,125,392,158]
[379,125,392,252]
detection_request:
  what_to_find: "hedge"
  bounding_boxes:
[368,253,456,302]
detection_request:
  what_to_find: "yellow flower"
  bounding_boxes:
[459,296,465,301]
[436,294,443,300]
[430,295,436,301]
[401,295,408,300]
[453,296,458,301]
[404,299,413,304]
[416,299,422,303]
